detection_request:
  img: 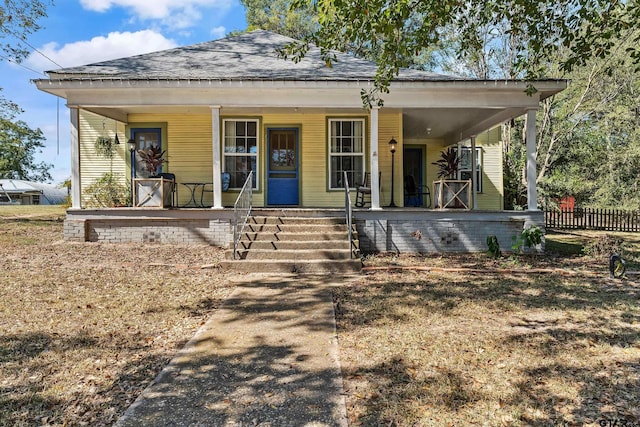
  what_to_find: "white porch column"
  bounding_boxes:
[525,108,538,211]
[211,106,223,209]
[470,135,477,210]
[70,107,81,209]
[369,107,381,210]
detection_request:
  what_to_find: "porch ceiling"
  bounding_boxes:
[403,106,523,143]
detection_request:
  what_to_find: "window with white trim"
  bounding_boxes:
[455,146,482,192]
[223,119,259,189]
[328,119,365,189]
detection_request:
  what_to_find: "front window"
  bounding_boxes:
[328,119,365,189]
[223,119,259,189]
[455,146,483,192]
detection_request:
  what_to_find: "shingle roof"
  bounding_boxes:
[47,30,461,82]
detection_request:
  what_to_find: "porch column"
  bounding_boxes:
[525,107,538,211]
[470,135,477,210]
[369,107,381,210]
[70,107,81,209]
[211,106,222,209]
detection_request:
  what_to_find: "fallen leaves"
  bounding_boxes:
[0,217,233,426]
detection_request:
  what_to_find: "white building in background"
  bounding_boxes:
[0,179,67,205]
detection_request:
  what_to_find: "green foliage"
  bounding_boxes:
[285,0,639,107]
[94,136,115,159]
[84,173,130,207]
[486,235,501,258]
[0,94,51,182]
[431,148,460,179]
[240,0,318,39]
[0,0,51,63]
[511,225,543,253]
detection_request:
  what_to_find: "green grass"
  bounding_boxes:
[0,205,66,220]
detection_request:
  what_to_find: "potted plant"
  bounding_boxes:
[134,144,174,207]
[432,147,460,179]
[137,144,166,177]
[432,148,470,209]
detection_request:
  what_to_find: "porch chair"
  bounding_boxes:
[157,172,177,207]
[404,175,431,208]
[355,172,381,207]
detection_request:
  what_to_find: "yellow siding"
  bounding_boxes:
[378,112,403,206]
[82,111,501,209]
[79,110,127,207]
[127,113,221,207]
[476,127,504,210]
[408,126,504,210]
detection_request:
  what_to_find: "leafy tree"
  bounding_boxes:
[0,0,50,64]
[0,1,52,182]
[0,93,51,182]
[284,0,640,106]
[240,0,318,39]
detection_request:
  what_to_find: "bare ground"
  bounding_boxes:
[1,209,232,426]
[2,208,639,426]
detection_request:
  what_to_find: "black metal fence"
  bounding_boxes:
[545,208,640,232]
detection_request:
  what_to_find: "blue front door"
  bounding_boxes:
[267,129,299,205]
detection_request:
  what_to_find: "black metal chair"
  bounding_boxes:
[404,175,431,208]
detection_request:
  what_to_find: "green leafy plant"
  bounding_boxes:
[431,147,460,179]
[486,235,501,258]
[137,144,166,177]
[511,225,543,253]
[84,173,130,207]
[94,136,115,159]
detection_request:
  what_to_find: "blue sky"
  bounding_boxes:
[1,0,248,183]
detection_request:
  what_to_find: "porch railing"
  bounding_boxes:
[344,171,356,258]
[233,171,253,260]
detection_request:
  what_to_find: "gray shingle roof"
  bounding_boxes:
[47,30,461,82]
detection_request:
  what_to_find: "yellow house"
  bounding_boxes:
[34,30,566,257]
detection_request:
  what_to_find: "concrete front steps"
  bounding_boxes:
[221,215,361,274]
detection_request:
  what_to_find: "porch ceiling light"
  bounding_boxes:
[388,137,397,154]
[127,138,137,152]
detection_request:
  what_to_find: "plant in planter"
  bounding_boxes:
[432,148,470,208]
[432,147,460,179]
[137,144,166,177]
[134,144,173,207]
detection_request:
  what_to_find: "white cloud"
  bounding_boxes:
[210,26,226,39]
[25,30,178,71]
[79,0,233,26]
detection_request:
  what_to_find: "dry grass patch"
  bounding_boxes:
[1,211,232,426]
[339,257,640,426]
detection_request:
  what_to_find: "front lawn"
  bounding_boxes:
[340,252,640,426]
[2,207,638,426]
[0,208,230,426]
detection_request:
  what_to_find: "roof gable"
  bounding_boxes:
[47,30,459,82]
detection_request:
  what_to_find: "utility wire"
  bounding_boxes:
[4,27,65,69]
[0,52,47,76]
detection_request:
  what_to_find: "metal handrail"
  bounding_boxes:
[343,171,355,259]
[233,171,253,260]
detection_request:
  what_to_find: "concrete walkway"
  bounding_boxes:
[115,274,349,427]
